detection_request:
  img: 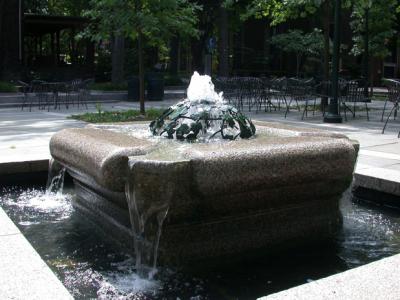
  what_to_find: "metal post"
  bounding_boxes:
[324,0,343,123]
[363,7,369,98]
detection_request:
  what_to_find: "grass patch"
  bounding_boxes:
[88,82,128,91]
[0,81,17,92]
[69,107,164,123]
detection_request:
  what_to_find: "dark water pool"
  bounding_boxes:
[1,185,400,300]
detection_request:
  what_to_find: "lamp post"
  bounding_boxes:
[324,0,343,123]
[363,6,369,98]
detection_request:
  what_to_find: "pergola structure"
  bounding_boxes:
[0,0,97,80]
[23,13,94,71]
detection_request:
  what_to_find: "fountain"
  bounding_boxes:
[49,72,358,278]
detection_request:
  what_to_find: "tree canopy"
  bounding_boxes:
[233,0,398,60]
[350,0,397,59]
[81,0,201,114]
[25,0,90,16]
[82,0,200,44]
[271,28,324,75]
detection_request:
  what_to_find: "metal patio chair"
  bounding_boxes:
[285,77,317,119]
[20,80,47,111]
[381,78,400,136]
[340,80,370,121]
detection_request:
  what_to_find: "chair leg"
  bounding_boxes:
[295,99,300,111]
[301,100,308,120]
[313,98,316,116]
[285,98,292,118]
[382,104,398,134]
[381,99,388,122]
[21,95,27,111]
[84,93,88,109]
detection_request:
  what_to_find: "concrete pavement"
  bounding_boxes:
[0,205,73,299]
[2,99,399,182]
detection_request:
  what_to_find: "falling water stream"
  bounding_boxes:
[125,178,170,280]
[46,158,66,195]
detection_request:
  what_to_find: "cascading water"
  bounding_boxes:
[46,158,66,195]
[125,160,175,280]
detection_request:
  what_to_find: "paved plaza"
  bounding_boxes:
[1,99,399,176]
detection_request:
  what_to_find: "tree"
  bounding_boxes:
[233,0,398,104]
[83,0,200,114]
[271,29,324,76]
[226,0,332,107]
[25,0,90,16]
[350,0,397,89]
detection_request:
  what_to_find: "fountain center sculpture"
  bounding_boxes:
[49,72,358,279]
[150,72,255,141]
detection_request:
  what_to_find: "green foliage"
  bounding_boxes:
[164,74,184,86]
[89,82,128,91]
[350,0,397,59]
[81,0,201,46]
[271,29,324,75]
[0,81,17,92]
[271,29,324,57]
[69,108,164,123]
[228,0,321,25]
[24,0,90,16]
[234,0,398,69]
[95,103,103,114]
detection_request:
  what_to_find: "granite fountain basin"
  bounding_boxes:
[49,120,358,265]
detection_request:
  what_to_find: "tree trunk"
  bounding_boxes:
[111,35,125,84]
[169,36,179,75]
[134,0,145,114]
[0,0,5,78]
[296,54,301,77]
[322,1,331,110]
[138,31,145,114]
[0,0,4,33]
[218,6,229,76]
[363,8,369,98]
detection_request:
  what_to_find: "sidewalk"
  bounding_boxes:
[0,209,72,299]
[0,89,186,108]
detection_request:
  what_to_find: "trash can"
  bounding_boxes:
[127,76,139,101]
[146,73,164,101]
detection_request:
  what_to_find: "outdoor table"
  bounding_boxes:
[44,82,68,110]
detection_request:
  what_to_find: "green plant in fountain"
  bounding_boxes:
[150,101,256,141]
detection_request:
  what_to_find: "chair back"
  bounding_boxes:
[383,78,400,104]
